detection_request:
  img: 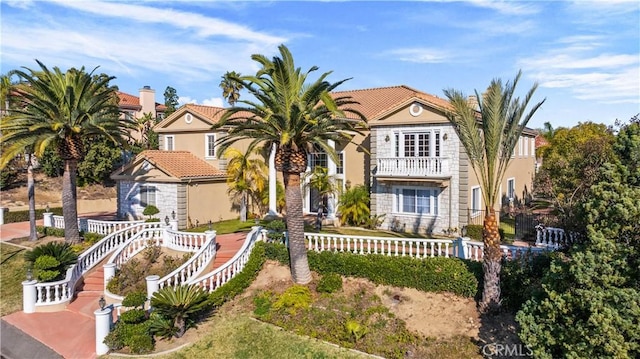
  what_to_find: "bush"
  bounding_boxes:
[82,232,103,245]
[33,255,61,281]
[317,273,343,293]
[122,291,147,308]
[143,205,159,219]
[148,312,178,340]
[500,251,555,312]
[0,166,18,190]
[120,309,147,324]
[464,225,483,241]
[150,285,211,338]
[264,243,478,297]
[25,242,78,280]
[272,285,312,314]
[337,184,370,226]
[36,226,65,237]
[265,219,286,243]
[4,207,63,224]
[104,321,153,354]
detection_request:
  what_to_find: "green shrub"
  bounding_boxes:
[122,291,147,308]
[34,255,61,281]
[25,242,78,282]
[147,312,178,340]
[82,232,103,245]
[265,219,286,243]
[143,205,159,219]
[127,334,154,355]
[464,225,483,240]
[145,218,160,223]
[0,166,18,190]
[36,226,65,237]
[317,273,343,293]
[143,244,162,263]
[120,308,147,324]
[264,243,478,297]
[210,242,266,307]
[272,285,312,314]
[252,291,275,317]
[500,251,554,312]
[4,207,63,224]
[345,319,368,343]
[337,184,370,226]
[150,285,211,338]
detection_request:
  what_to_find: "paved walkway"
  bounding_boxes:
[0,218,251,359]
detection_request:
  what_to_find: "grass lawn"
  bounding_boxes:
[106,313,369,359]
[186,219,264,235]
[318,226,436,239]
[500,217,516,240]
[0,243,28,316]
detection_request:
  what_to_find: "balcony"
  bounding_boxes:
[376,157,450,179]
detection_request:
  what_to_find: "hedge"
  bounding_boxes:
[3,207,63,224]
[264,243,479,298]
[209,241,266,307]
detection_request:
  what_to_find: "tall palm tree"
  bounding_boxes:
[212,44,366,284]
[303,165,339,210]
[223,147,268,221]
[219,71,243,106]
[0,60,135,243]
[443,71,545,312]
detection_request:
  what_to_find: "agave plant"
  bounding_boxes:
[25,242,78,268]
[150,285,210,338]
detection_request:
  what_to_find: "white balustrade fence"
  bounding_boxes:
[190,226,263,293]
[535,226,579,248]
[32,221,155,307]
[158,231,217,289]
[49,215,144,235]
[457,239,548,261]
[376,157,449,177]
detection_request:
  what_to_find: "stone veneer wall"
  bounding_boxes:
[117,180,178,221]
[371,123,461,236]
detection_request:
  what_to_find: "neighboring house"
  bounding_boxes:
[117,86,167,142]
[111,85,537,234]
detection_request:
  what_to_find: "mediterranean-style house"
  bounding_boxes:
[111,85,537,235]
[117,86,167,142]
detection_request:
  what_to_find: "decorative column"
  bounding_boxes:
[94,305,113,356]
[268,143,277,216]
[22,279,37,314]
[204,230,217,248]
[454,237,470,259]
[145,275,160,303]
[260,229,269,242]
[103,263,116,289]
[43,211,54,228]
[326,140,337,219]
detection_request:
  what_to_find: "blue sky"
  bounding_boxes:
[1,0,639,130]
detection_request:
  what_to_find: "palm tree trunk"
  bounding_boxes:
[62,159,81,243]
[27,153,37,241]
[175,316,186,338]
[480,211,502,313]
[283,171,312,284]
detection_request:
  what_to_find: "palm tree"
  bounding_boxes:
[0,60,135,243]
[212,44,366,284]
[443,71,545,312]
[219,71,243,106]
[303,165,339,211]
[223,147,268,221]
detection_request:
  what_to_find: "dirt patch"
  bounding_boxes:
[1,173,116,208]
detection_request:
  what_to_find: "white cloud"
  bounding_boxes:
[5,0,33,9]
[466,0,541,15]
[178,96,224,108]
[178,96,197,106]
[385,48,450,63]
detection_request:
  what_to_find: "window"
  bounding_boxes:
[394,187,439,215]
[164,135,174,151]
[156,112,164,121]
[140,185,156,207]
[309,151,327,169]
[518,137,523,157]
[205,134,216,158]
[524,137,528,157]
[471,186,481,216]
[531,139,536,158]
[507,178,515,200]
[336,152,344,174]
[394,130,441,158]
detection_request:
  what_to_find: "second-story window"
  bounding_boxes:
[396,130,441,157]
[205,134,216,158]
[309,151,327,169]
[336,152,344,174]
[164,135,174,151]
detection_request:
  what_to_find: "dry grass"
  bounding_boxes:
[0,243,28,316]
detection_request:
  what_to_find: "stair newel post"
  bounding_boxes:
[94,298,112,356]
[22,278,37,313]
[103,263,116,289]
[146,275,160,308]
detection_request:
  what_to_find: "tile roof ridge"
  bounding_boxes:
[331,85,410,94]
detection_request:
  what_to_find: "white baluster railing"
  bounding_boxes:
[190,227,263,293]
[33,221,153,307]
[51,215,144,235]
[376,157,449,177]
[304,232,453,258]
[455,238,548,261]
[164,229,207,252]
[535,226,578,249]
[158,231,217,289]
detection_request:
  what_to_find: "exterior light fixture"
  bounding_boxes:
[384,135,390,142]
[26,268,33,281]
[45,204,50,212]
[164,215,170,225]
[171,210,176,220]
[99,296,106,310]
[443,133,448,141]
[208,220,212,231]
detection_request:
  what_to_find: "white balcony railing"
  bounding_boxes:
[376,157,449,178]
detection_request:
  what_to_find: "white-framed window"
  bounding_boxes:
[336,152,344,175]
[471,186,481,217]
[140,185,156,207]
[164,135,174,151]
[205,133,216,158]
[524,137,529,157]
[309,151,328,169]
[394,186,439,215]
[394,130,441,157]
[156,112,164,121]
[531,139,536,158]
[518,137,523,157]
[507,178,515,200]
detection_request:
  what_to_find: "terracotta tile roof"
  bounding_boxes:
[117,91,167,112]
[535,134,549,148]
[138,150,225,179]
[331,85,453,120]
[182,104,227,123]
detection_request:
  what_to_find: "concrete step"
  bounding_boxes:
[76,290,102,298]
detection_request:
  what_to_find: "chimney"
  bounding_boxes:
[139,86,157,118]
[467,95,479,111]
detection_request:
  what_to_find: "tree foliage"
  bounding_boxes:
[337,184,370,226]
[163,86,179,116]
